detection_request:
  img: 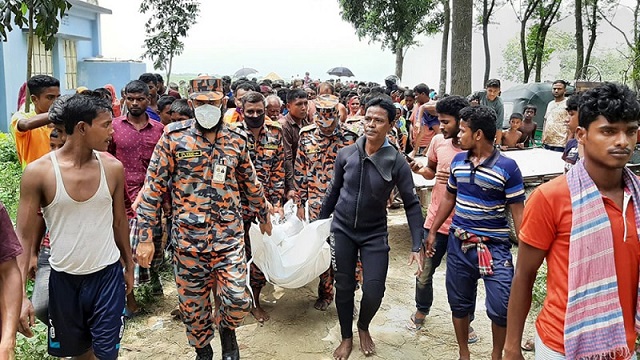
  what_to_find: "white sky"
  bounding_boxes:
[98,0,634,91]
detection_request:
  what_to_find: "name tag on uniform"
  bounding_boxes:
[176,150,202,159]
[213,164,227,183]
[306,146,319,154]
[264,143,278,150]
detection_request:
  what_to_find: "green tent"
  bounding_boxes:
[500,82,574,132]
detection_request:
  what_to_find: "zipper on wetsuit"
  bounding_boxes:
[354,157,364,229]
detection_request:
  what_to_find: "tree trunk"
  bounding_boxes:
[482,0,494,85]
[574,0,584,79]
[439,0,450,96]
[167,55,173,85]
[450,0,473,96]
[520,20,531,83]
[25,9,34,113]
[395,46,404,80]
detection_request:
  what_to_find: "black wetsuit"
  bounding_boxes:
[320,136,423,339]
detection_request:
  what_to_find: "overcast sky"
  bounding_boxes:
[98,0,634,90]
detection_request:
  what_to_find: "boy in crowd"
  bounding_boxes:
[562,94,581,172]
[519,105,537,147]
[500,113,525,150]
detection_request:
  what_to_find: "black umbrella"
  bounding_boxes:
[327,67,355,77]
[234,67,258,78]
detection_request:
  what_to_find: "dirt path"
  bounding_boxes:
[120,210,536,359]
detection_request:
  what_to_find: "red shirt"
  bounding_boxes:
[108,115,164,205]
[520,175,640,356]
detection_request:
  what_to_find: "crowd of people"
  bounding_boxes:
[0,70,639,360]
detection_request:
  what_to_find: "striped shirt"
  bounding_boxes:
[447,149,525,240]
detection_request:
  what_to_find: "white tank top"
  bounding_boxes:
[43,151,120,275]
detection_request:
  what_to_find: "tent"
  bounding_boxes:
[500,82,574,131]
[262,72,283,82]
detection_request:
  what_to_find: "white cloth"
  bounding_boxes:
[44,152,120,275]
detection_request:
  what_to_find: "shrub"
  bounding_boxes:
[0,133,21,220]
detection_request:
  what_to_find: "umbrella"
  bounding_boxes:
[262,72,283,82]
[234,67,258,78]
[327,67,355,77]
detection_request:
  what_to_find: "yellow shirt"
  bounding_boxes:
[11,110,52,169]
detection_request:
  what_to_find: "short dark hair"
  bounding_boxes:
[566,94,580,112]
[459,105,497,142]
[413,83,430,95]
[138,73,158,86]
[552,79,567,88]
[485,79,501,88]
[124,80,150,96]
[579,82,640,129]
[523,104,537,114]
[50,128,61,139]
[27,75,60,96]
[49,94,112,135]
[170,99,193,118]
[435,95,470,123]
[93,87,111,101]
[158,95,176,112]
[241,91,265,107]
[365,96,396,123]
[287,89,307,103]
[234,81,257,94]
[154,73,164,84]
[404,90,415,98]
[510,112,524,120]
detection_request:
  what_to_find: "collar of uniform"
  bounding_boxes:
[285,112,308,127]
[464,148,500,168]
[241,121,267,139]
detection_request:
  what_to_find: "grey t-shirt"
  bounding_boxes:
[471,90,505,129]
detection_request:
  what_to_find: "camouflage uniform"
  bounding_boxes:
[295,123,358,302]
[344,116,365,137]
[232,119,285,291]
[136,119,267,348]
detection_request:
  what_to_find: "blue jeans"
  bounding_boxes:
[415,228,449,314]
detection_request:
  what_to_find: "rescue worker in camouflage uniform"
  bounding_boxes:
[231,91,285,323]
[136,77,272,360]
[294,94,358,311]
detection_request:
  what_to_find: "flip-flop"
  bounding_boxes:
[521,339,535,352]
[468,326,479,344]
[406,312,425,331]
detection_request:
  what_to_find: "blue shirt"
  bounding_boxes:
[146,107,161,122]
[447,149,525,240]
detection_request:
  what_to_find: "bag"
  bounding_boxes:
[248,201,332,289]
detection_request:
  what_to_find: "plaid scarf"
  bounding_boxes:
[454,228,494,276]
[565,159,640,360]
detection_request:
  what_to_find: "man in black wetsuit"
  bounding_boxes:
[320,96,424,360]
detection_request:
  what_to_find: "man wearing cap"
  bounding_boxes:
[295,94,358,311]
[231,91,285,323]
[108,79,165,316]
[136,76,272,360]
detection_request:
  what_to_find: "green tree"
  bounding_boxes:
[439,0,450,96]
[475,0,504,85]
[450,0,473,95]
[599,1,640,90]
[338,0,442,80]
[0,0,72,111]
[574,0,616,79]
[140,0,200,84]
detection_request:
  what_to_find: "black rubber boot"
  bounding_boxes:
[195,343,213,360]
[219,327,240,360]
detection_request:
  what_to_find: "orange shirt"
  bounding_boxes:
[11,110,52,169]
[520,175,640,356]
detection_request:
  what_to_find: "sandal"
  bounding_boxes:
[406,312,426,331]
[521,339,535,352]
[468,326,479,344]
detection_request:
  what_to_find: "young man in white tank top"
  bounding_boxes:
[15,94,134,360]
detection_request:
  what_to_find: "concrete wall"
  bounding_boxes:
[78,60,146,94]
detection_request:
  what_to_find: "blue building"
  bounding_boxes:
[0,0,146,131]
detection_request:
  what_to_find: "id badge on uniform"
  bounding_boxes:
[213,162,227,184]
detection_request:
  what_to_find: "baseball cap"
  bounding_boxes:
[314,94,339,109]
[189,76,224,102]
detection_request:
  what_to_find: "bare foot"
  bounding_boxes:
[250,306,270,323]
[358,328,375,356]
[333,338,353,360]
[314,298,332,311]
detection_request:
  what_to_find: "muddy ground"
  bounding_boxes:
[120,209,537,360]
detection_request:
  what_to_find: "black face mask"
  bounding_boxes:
[245,113,265,129]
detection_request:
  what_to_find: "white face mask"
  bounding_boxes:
[194,104,221,129]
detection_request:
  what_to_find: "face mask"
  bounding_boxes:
[244,113,265,129]
[315,112,336,128]
[194,104,221,129]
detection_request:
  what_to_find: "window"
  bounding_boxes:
[30,36,53,76]
[64,40,77,89]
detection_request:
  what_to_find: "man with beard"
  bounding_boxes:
[265,94,283,121]
[136,76,271,360]
[232,91,285,323]
[108,80,165,317]
[224,81,257,123]
[294,94,358,311]
[542,80,569,151]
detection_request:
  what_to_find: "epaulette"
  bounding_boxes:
[166,119,194,133]
[265,119,282,128]
[300,123,317,133]
[227,122,248,139]
[340,125,358,137]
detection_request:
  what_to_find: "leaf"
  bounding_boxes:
[20,2,27,15]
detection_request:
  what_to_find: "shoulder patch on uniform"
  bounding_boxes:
[341,125,358,136]
[166,119,194,133]
[266,119,282,129]
[300,123,317,133]
[227,123,248,139]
